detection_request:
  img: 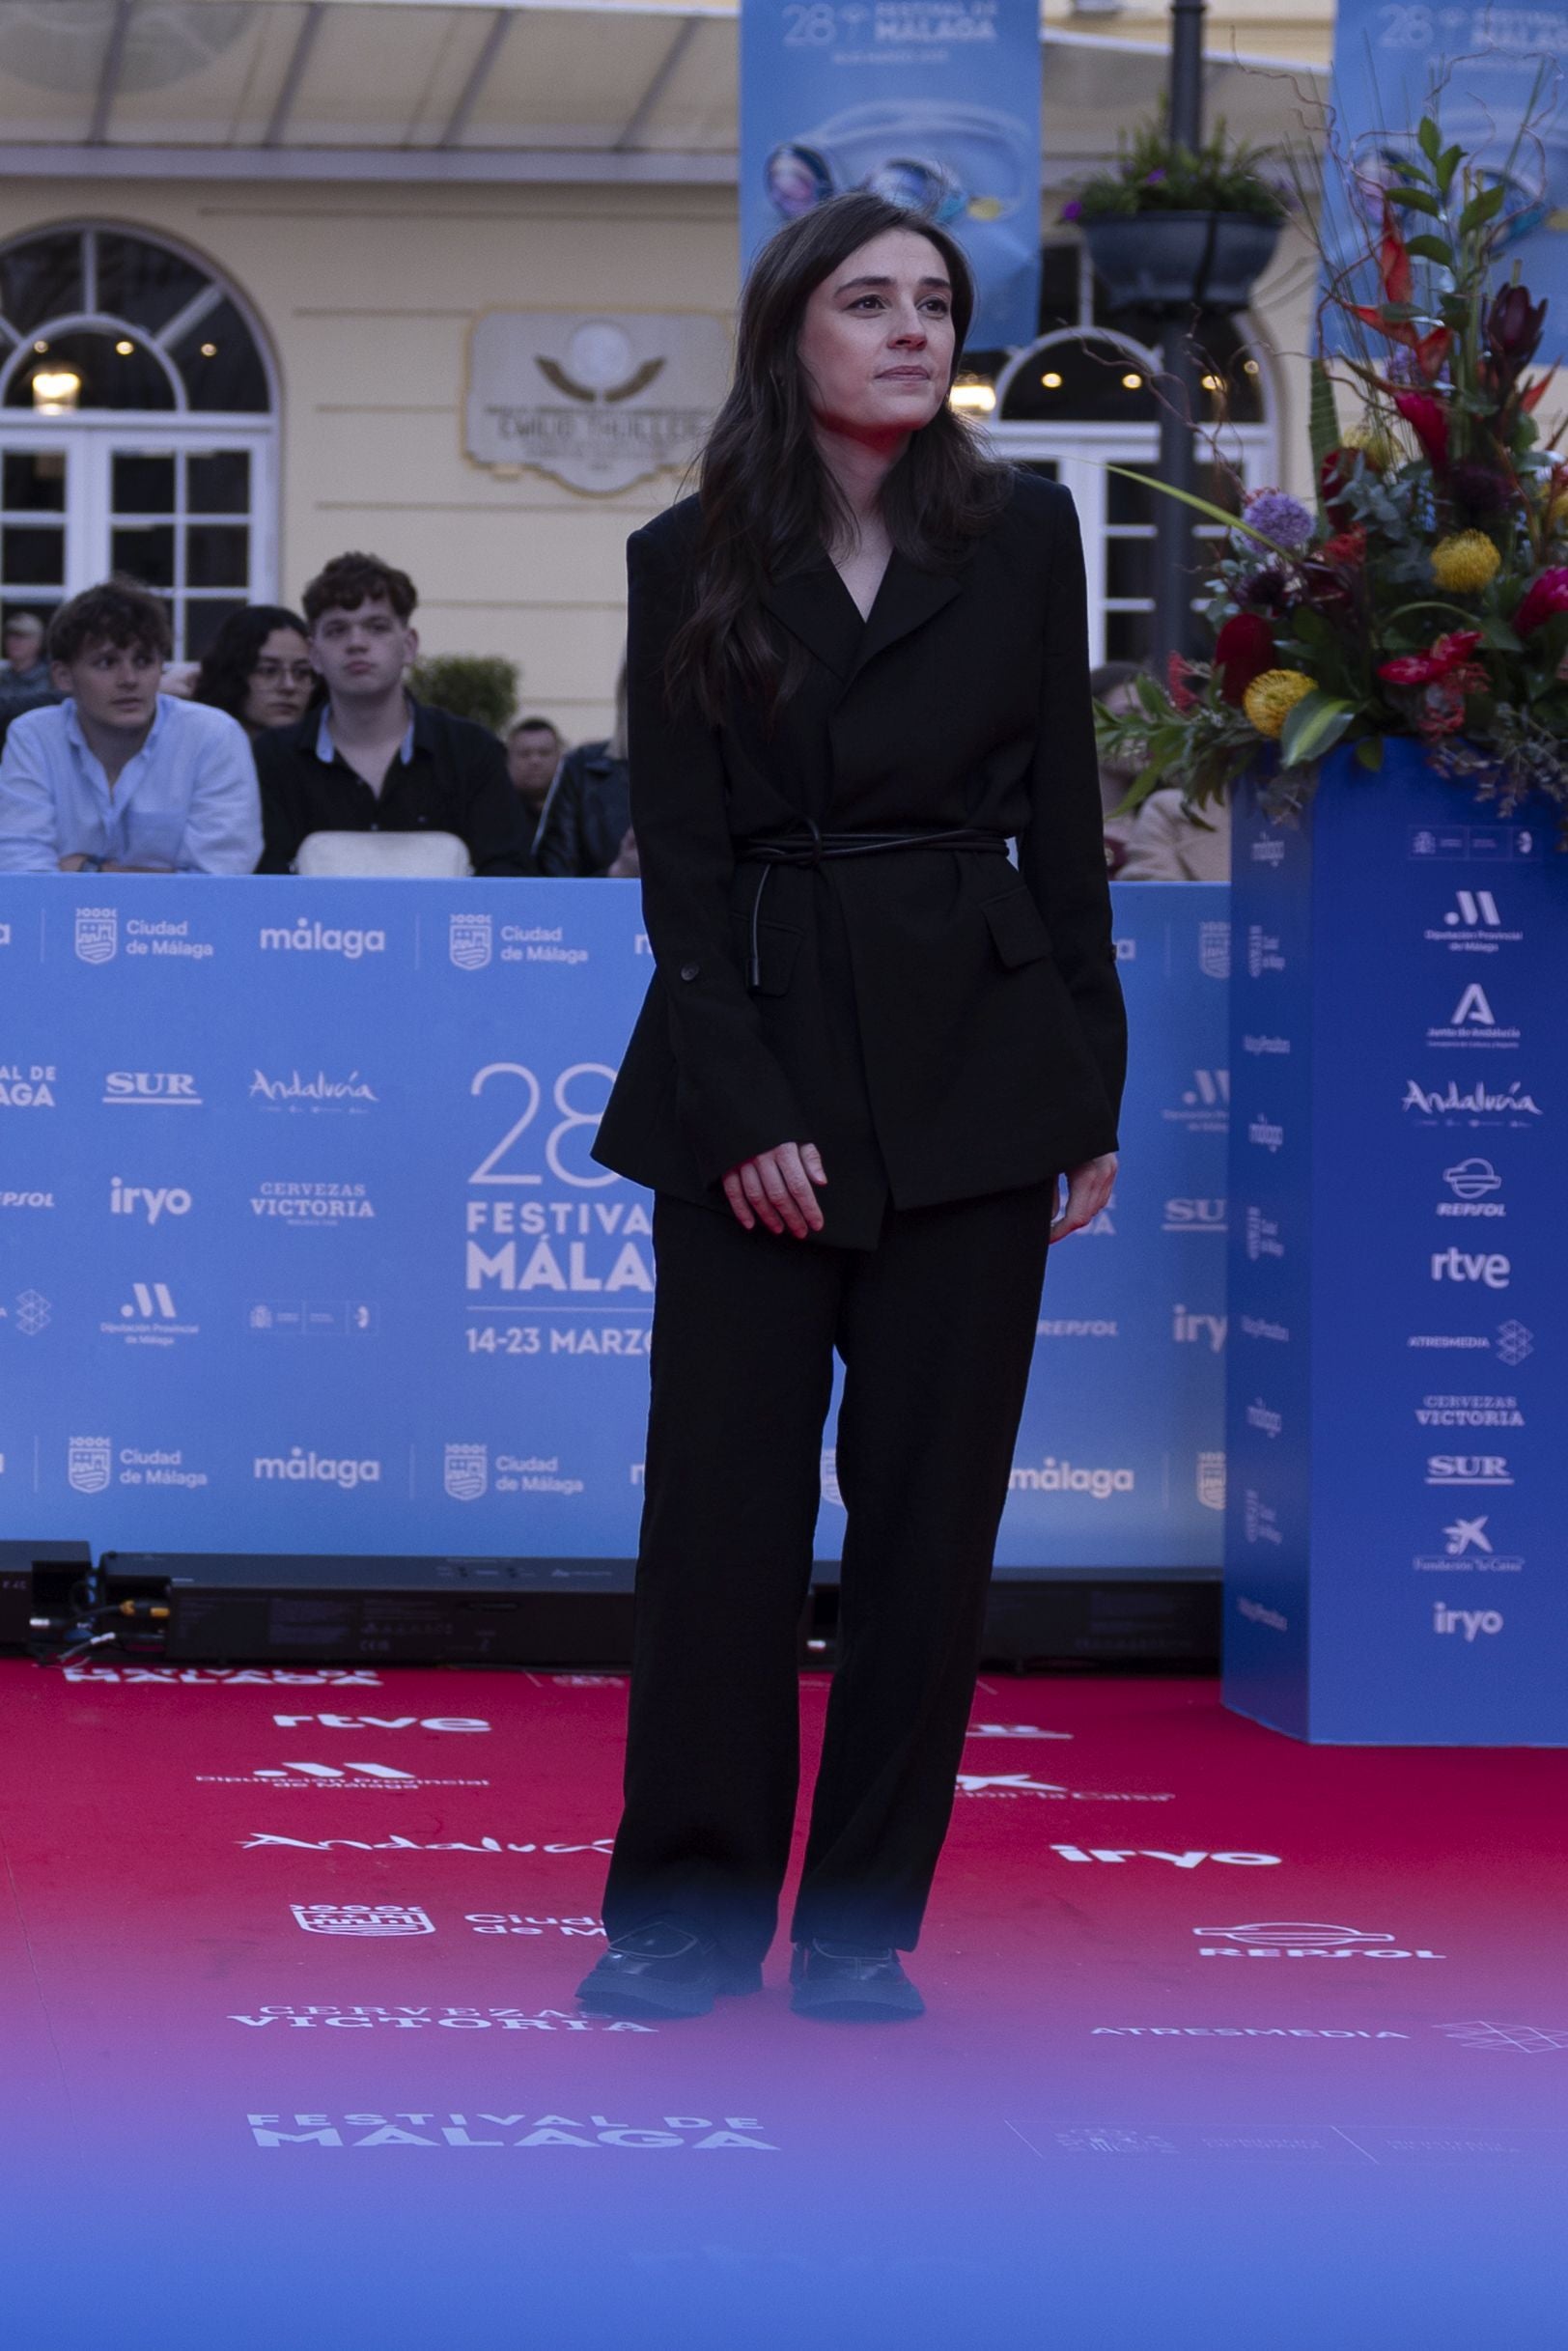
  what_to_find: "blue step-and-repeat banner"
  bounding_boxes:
[0,879,1226,1576]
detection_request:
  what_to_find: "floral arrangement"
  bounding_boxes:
[1095,111,1568,840]
[1062,119,1288,226]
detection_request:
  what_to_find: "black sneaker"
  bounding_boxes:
[576,1922,763,2019]
[789,1938,925,2022]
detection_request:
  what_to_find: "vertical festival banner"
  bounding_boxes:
[1324,3,1568,320]
[738,0,1042,350]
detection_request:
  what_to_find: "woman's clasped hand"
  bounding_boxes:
[721,1142,828,1237]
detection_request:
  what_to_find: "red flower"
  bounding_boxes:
[1379,630,1483,688]
[1320,447,1355,529]
[1166,652,1199,712]
[1213,611,1275,705]
[1515,567,1568,635]
[1319,527,1366,569]
[1393,390,1449,470]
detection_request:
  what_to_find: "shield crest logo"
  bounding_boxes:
[291,1904,435,1937]
[444,1442,488,1501]
[75,909,117,965]
[1196,1450,1226,1512]
[68,1436,112,1495]
[1197,919,1230,980]
[449,913,491,970]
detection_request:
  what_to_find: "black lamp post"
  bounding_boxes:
[1153,0,1208,669]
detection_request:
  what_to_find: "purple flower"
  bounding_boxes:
[1145,167,1167,184]
[1061,198,1083,222]
[1242,489,1315,552]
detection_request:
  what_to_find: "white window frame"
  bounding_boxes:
[0,221,279,656]
[0,413,276,657]
[982,324,1279,666]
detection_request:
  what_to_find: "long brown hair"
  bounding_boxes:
[667,192,1007,720]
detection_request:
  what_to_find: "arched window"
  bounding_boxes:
[0,224,276,659]
[982,325,1277,668]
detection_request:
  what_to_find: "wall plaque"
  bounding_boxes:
[465,311,732,494]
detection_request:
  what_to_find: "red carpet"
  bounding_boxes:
[3,1658,1565,2347]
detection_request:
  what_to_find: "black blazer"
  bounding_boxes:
[590,469,1127,1248]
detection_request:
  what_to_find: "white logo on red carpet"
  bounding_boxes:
[200,1759,490,1789]
[247,2112,776,2149]
[231,2003,643,2031]
[1194,1920,1445,1959]
[1437,2022,1568,2054]
[292,1904,434,1937]
[1053,1846,1280,1867]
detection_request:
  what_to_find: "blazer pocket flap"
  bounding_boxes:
[982,887,1052,968]
[733,914,804,996]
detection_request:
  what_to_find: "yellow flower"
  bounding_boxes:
[1431,531,1501,593]
[1342,419,1395,469]
[1244,668,1317,739]
[1546,487,1568,537]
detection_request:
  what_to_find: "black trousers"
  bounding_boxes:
[599,1179,1054,1963]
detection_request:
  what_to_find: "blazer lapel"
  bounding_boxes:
[760,548,966,687]
[760,560,862,680]
[845,553,962,686]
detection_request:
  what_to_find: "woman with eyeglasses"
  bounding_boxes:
[193,605,322,741]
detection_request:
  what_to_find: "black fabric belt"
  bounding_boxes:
[740,824,1010,866]
[737,825,1011,989]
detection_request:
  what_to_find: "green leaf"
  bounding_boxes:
[1458,182,1507,232]
[1386,186,1442,216]
[1404,235,1455,266]
[1417,117,1442,164]
[1307,358,1341,480]
[1355,734,1386,771]
[1279,690,1355,768]
[1436,145,1464,193]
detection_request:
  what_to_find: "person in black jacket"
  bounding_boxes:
[575,194,1125,2028]
[530,666,635,877]
[253,552,535,876]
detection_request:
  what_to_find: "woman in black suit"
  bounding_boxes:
[576,192,1125,2024]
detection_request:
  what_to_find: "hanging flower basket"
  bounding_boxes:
[1082,210,1281,314]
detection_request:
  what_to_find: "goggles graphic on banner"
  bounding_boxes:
[739,0,1043,350]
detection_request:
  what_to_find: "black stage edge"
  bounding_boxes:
[0,1553,1220,1672]
[0,1540,93,1644]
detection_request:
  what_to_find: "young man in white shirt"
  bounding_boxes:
[0,577,262,875]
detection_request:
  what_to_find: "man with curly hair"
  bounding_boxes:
[254,551,535,876]
[0,577,261,873]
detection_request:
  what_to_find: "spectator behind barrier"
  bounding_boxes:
[254,551,536,877]
[0,608,63,749]
[1088,658,1230,882]
[506,714,564,840]
[531,663,637,878]
[0,576,262,875]
[194,604,322,740]
[1117,784,1230,882]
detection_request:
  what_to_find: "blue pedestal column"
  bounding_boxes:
[1224,741,1568,1743]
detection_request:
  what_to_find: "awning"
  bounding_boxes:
[0,0,1327,182]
